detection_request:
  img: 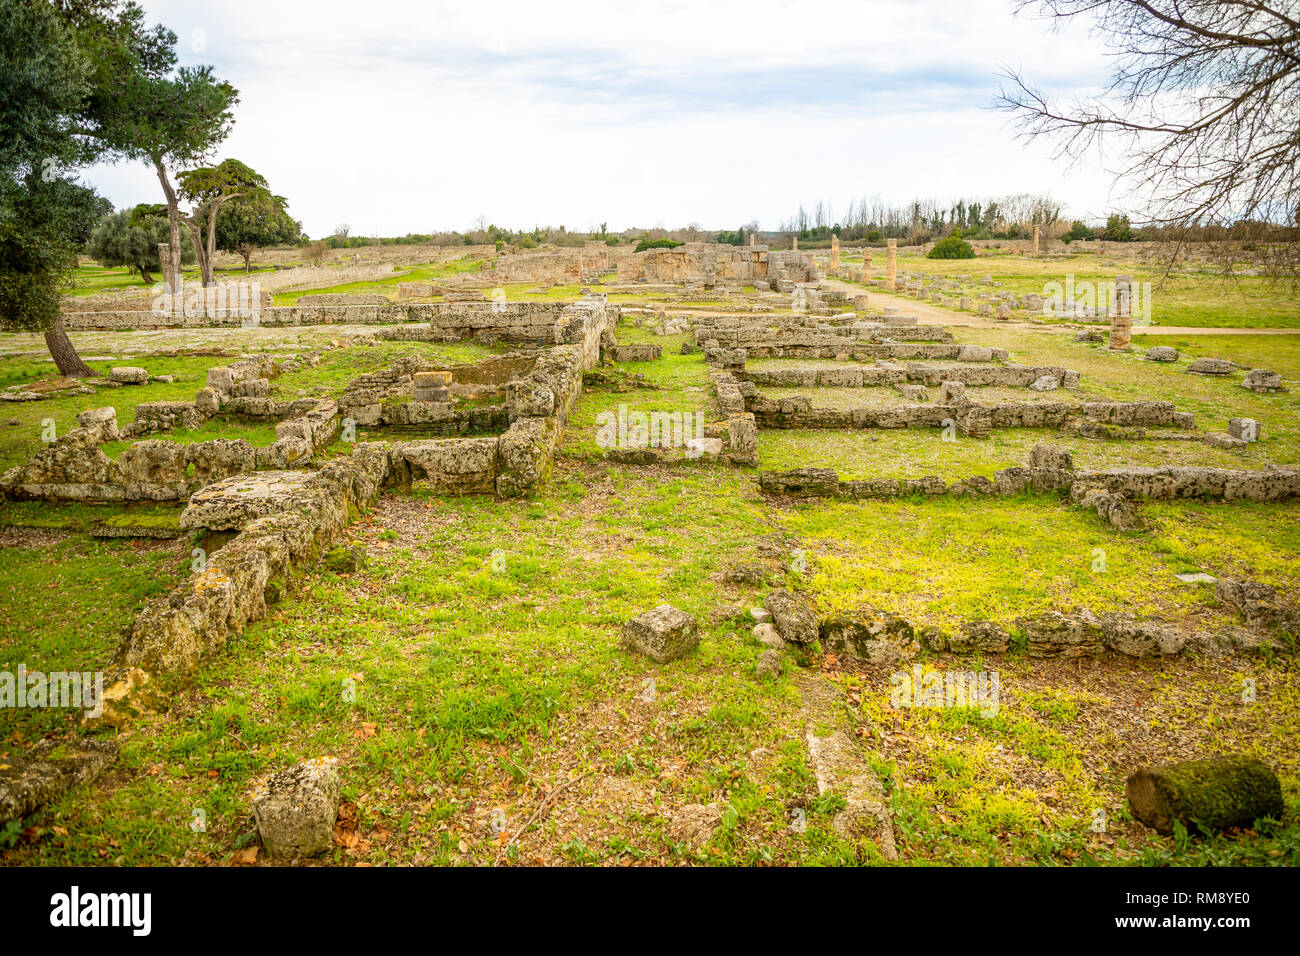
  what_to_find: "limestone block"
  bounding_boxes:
[1187,357,1237,375]
[620,605,699,662]
[1226,418,1259,442]
[109,366,148,384]
[763,589,818,644]
[1242,369,1283,393]
[252,758,341,858]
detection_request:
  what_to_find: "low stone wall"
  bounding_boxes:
[700,326,954,348]
[689,312,920,332]
[758,463,1300,503]
[602,412,759,468]
[710,342,1008,362]
[617,243,783,284]
[296,293,391,306]
[741,362,1079,389]
[60,300,575,336]
[344,296,612,497]
[0,400,339,503]
[820,603,1277,664]
[606,344,662,362]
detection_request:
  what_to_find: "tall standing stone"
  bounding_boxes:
[885,239,897,291]
[1108,275,1133,351]
[830,234,840,270]
[791,235,798,251]
[863,249,873,283]
[1032,224,1040,256]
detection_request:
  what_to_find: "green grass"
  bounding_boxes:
[781,495,1300,631]
[758,427,1272,478]
[0,299,1297,868]
[100,419,283,456]
[65,264,277,299]
[0,470,865,866]
[841,250,1300,329]
[0,530,190,740]
[0,353,233,472]
[841,655,1300,865]
[271,257,486,306]
[564,330,711,459]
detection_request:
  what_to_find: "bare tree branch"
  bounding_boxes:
[999,0,1300,282]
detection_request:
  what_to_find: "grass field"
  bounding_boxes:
[1,268,1297,867]
[839,249,1300,329]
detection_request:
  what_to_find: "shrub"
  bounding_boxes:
[927,231,975,259]
[1099,214,1134,242]
[633,237,684,253]
[1063,221,1095,243]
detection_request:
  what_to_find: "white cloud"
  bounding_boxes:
[81,0,1126,235]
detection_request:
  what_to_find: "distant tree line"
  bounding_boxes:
[773,194,1069,244]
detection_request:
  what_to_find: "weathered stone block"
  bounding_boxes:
[764,589,819,644]
[1228,418,1260,442]
[1029,443,1074,471]
[937,381,967,404]
[608,344,662,362]
[949,620,1010,654]
[1017,610,1104,658]
[252,758,341,858]
[109,366,148,384]
[506,380,556,419]
[1187,356,1236,375]
[620,605,699,662]
[180,471,318,531]
[76,406,119,442]
[1241,369,1283,393]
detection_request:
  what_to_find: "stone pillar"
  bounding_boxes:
[791,235,798,251]
[863,249,873,283]
[749,232,755,247]
[1108,276,1132,350]
[1032,224,1040,256]
[830,234,840,271]
[886,239,897,291]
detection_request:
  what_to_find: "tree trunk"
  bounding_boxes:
[157,242,175,316]
[45,318,96,378]
[154,157,183,293]
[1127,755,1284,835]
[243,249,253,273]
[185,211,212,286]
[205,202,222,283]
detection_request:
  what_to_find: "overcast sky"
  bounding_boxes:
[80,0,1128,237]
